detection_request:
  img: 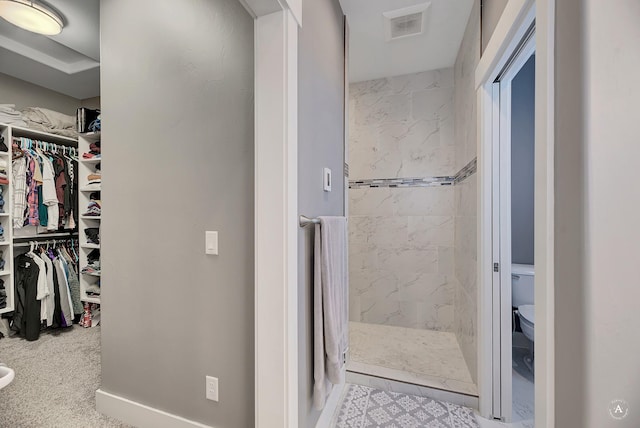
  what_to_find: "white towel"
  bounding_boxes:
[313,216,348,410]
[0,104,26,127]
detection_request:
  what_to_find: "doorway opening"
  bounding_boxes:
[485,26,536,424]
[342,0,479,406]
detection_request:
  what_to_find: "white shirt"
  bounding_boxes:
[40,156,59,231]
[39,253,56,327]
[12,157,27,229]
[28,252,49,325]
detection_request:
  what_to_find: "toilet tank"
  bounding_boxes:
[512,263,534,307]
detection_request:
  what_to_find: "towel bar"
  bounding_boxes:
[299,215,320,227]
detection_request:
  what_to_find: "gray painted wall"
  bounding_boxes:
[481,0,508,51]
[556,0,640,426]
[99,1,254,427]
[555,0,586,425]
[511,55,535,265]
[81,96,101,109]
[0,72,80,115]
[298,0,345,426]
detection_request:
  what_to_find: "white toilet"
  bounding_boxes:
[511,263,535,344]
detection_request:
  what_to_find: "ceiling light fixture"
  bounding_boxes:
[0,0,63,35]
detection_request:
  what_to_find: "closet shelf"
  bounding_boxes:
[0,213,9,217]
[9,125,78,147]
[82,272,101,277]
[13,232,79,240]
[80,215,101,220]
[0,241,10,246]
[79,131,101,141]
[0,270,10,276]
[80,157,101,165]
[79,129,103,311]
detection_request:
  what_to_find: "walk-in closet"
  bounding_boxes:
[0,124,103,332]
[0,1,111,425]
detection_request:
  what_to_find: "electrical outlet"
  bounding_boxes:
[206,376,219,402]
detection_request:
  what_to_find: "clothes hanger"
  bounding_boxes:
[72,240,79,262]
[62,145,74,163]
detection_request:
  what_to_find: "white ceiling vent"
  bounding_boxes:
[383,3,431,41]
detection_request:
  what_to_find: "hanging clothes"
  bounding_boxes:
[54,257,73,327]
[41,154,59,231]
[10,240,81,340]
[12,156,27,229]
[11,138,77,231]
[26,247,48,327]
[11,254,42,341]
[25,156,39,226]
[38,249,55,327]
[59,246,82,315]
[0,278,6,310]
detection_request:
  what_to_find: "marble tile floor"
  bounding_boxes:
[512,346,535,424]
[474,347,535,428]
[475,413,534,428]
[348,321,478,396]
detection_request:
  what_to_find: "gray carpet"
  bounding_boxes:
[334,384,479,428]
[0,325,131,428]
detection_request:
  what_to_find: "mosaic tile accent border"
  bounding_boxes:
[454,158,477,184]
[349,176,454,189]
[348,157,477,189]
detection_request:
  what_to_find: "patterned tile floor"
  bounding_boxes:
[334,384,479,428]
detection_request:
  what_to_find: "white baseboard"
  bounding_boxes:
[96,389,213,428]
[315,383,346,428]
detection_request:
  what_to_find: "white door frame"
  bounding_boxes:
[240,1,301,427]
[491,33,536,422]
[476,0,555,426]
[249,0,556,425]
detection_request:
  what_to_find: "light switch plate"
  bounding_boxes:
[205,231,218,255]
[323,167,332,192]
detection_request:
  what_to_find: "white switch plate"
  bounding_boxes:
[323,167,332,192]
[205,231,218,255]
[206,376,219,401]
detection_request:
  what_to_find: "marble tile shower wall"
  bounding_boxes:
[349,69,457,332]
[349,69,455,179]
[453,0,481,384]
